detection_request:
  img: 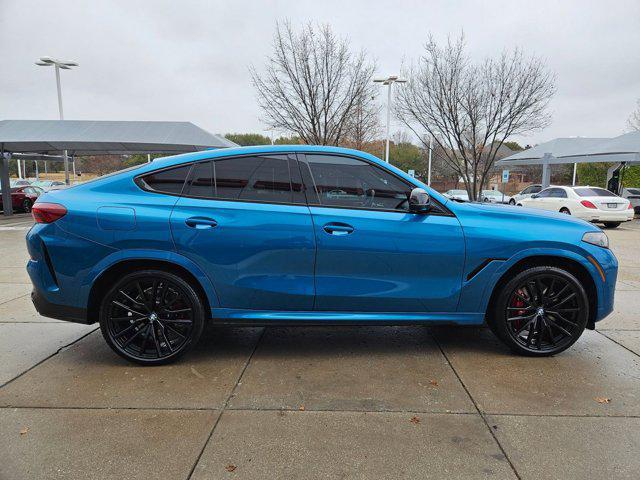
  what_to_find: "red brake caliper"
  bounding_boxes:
[510,290,526,331]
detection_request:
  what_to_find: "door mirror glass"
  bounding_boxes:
[409,188,430,213]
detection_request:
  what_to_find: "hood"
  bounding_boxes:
[459,201,596,228]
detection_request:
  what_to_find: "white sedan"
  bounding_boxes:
[480,189,512,204]
[518,186,634,228]
[444,189,469,202]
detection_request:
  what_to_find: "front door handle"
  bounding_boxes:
[185,217,218,229]
[323,222,354,236]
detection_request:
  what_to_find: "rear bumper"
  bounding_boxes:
[581,211,634,222]
[31,288,88,324]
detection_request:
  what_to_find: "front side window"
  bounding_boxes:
[305,155,411,211]
[530,185,542,194]
[139,164,192,195]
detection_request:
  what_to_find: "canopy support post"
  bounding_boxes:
[572,163,577,186]
[1,145,13,216]
[541,153,552,188]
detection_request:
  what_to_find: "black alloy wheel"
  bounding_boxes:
[22,199,32,213]
[489,266,588,356]
[99,270,204,365]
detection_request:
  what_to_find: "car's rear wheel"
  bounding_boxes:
[559,207,571,215]
[22,199,32,213]
[488,266,588,356]
[509,199,516,205]
[99,270,205,365]
[603,222,621,229]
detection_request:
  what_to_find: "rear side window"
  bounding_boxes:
[574,187,616,197]
[215,155,292,203]
[183,155,297,204]
[139,164,191,195]
[305,154,411,211]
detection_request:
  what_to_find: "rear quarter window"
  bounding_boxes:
[138,164,192,195]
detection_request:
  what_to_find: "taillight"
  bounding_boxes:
[580,200,597,209]
[628,202,634,210]
[32,203,67,223]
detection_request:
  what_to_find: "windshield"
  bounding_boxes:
[627,188,640,195]
[448,190,467,195]
[574,187,617,197]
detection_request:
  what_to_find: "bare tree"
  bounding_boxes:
[627,99,640,132]
[251,21,376,145]
[396,34,555,200]
[343,93,380,150]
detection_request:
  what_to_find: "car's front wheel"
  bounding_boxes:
[488,266,588,356]
[99,270,205,365]
[22,199,32,213]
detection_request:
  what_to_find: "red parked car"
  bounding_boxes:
[0,186,43,213]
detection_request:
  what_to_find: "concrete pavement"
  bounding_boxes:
[1,214,639,479]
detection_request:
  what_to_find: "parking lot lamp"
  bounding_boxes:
[374,76,407,163]
[35,57,79,185]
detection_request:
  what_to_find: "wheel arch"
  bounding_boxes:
[87,259,215,324]
[486,255,598,330]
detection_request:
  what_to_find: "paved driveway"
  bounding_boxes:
[1,214,639,479]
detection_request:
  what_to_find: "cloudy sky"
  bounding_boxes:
[1,0,639,146]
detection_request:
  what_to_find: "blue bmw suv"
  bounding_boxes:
[26,145,617,364]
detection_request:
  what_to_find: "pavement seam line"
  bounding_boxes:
[0,292,31,306]
[432,331,523,480]
[596,330,640,358]
[0,327,99,389]
[185,327,266,480]
[1,405,638,419]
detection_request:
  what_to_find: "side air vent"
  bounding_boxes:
[466,258,506,281]
[41,242,59,287]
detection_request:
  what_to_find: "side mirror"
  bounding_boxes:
[531,194,539,199]
[409,187,430,213]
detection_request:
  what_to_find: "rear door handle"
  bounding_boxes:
[323,222,354,236]
[185,217,218,229]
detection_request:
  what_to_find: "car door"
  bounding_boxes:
[170,154,316,311]
[526,187,551,210]
[299,153,465,313]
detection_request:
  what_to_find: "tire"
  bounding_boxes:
[559,208,571,215]
[603,222,621,229]
[509,199,516,205]
[99,270,205,365]
[22,199,32,213]
[487,266,588,356]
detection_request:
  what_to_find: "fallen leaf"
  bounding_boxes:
[595,397,611,404]
[19,427,29,435]
[430,379,438,386]
[410,416,421,424]
[225,464,237,472]
[299,405,305,411]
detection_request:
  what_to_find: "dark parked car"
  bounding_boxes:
[0,186,43,212]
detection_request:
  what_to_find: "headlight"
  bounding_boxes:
[582,231,609,248]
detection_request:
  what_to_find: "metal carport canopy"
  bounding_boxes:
[0,119,236,155]
[496,134,640,188]
[0,119,237,216]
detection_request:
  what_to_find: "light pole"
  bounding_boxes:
[35,56,78,185]
[373,75,406,163]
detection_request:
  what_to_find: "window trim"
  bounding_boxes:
[134,151,454,216]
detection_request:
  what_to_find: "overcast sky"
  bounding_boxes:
[1,0,639,146]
